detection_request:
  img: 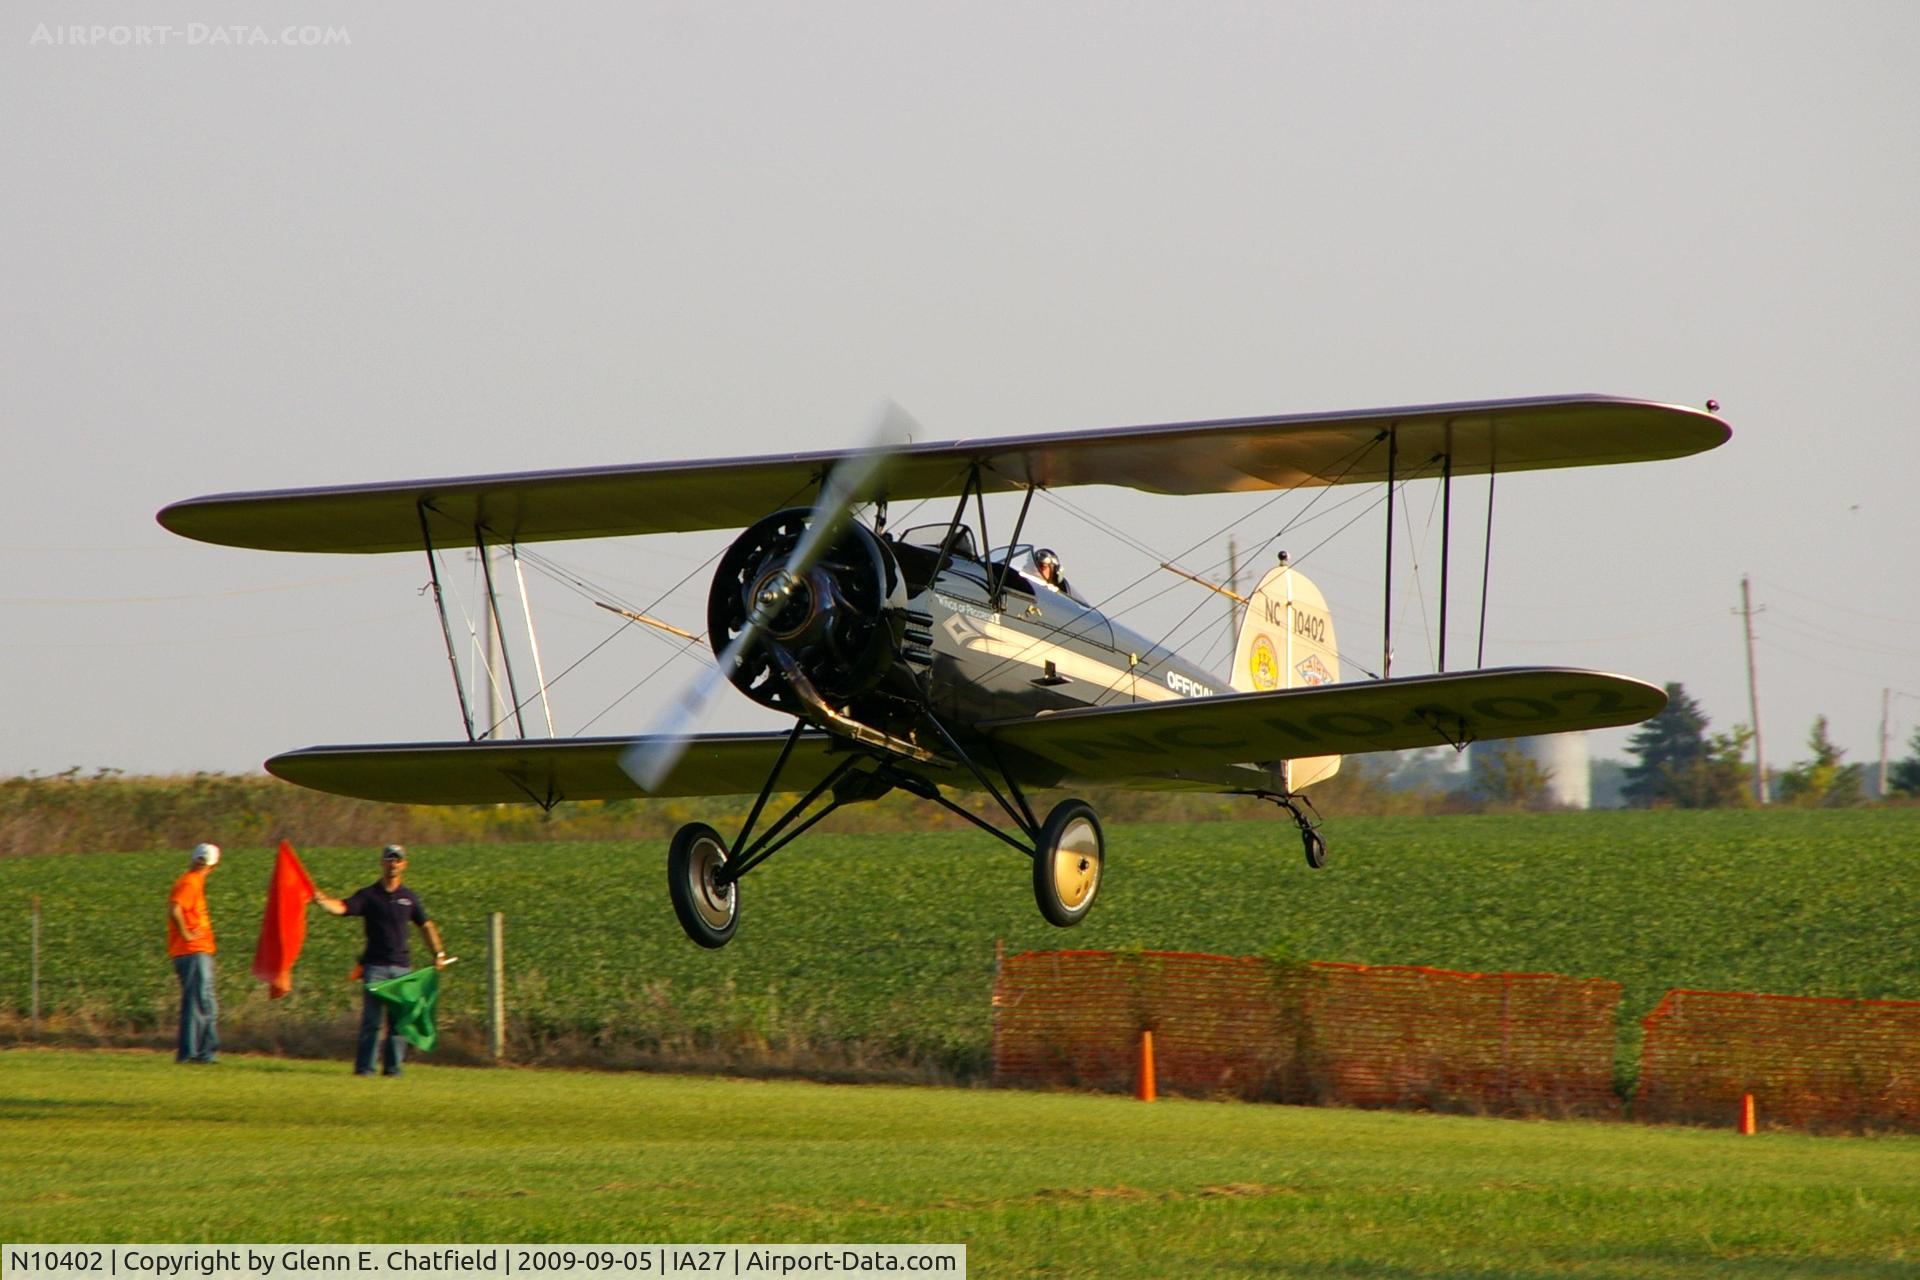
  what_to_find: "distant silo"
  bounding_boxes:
[1469,732,1592,809]
[1524,732,1591,809]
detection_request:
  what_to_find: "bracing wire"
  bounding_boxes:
[570,495,937,736]
[1755,579,1920,628]
[536,492,936,737]
[439,476,833,738]
[965,436,1397,693]
[451,551,511,739]
[1401,474,1435,670]
[1129,451,1450,685]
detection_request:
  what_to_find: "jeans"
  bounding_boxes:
[357,963,410,1075]
[173,952,218,1063]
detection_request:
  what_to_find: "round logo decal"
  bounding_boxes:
[1249,634,1279,691]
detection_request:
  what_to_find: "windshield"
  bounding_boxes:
[896,522,978,560]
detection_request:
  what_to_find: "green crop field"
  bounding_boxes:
[4,1048,1918,1276]
[2,810,1917,1084]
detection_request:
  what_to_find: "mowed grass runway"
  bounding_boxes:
[4,1049,1918,1277]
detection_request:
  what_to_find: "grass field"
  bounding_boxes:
[4,809,1916,1085]
[4,1048,1919,1277]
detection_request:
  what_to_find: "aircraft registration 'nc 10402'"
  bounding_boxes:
[160,395,1728,948]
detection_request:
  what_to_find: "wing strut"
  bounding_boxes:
[1478,457,1498,668]
[972,472,993,592]
[417,504,560,743]
[930,464,981,583]
[417,502,478,743]
[1382,426,1396,679]
[474,526,528,739]
[1439,430,1453,672]
[509,545,558,737]
[985,478,1037,611]
[1382,425,1467,676]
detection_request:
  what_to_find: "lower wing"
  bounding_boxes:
[980,667,1664,788]
[265,668,1661,804]
[266,731,851,806]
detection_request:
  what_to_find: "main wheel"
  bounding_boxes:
[1302,826,1328,869]
[668,822,738,949]
[1033,799,1104,927]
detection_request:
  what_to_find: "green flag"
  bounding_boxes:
[366,967,440,1052]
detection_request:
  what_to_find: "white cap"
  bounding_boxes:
[190,842,221,867]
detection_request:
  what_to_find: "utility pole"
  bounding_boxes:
[1224,536,1242,656]
[1739,575,1766,805]
[1880,687,1891,799]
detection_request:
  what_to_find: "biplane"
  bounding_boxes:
[159,394,1728,948]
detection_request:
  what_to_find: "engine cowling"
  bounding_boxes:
[707,508,906,717]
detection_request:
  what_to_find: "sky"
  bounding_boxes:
[4,1,1918,783]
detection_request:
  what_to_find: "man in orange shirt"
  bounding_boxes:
[167,842,221,1064]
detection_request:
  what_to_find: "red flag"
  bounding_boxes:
[252,840,316,999]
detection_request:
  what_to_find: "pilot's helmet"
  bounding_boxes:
[1035,548,1060,574]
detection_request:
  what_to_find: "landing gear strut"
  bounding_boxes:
[1274,795,1328,869]
[659,694,1121,946]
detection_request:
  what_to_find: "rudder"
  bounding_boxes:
[1230,554,1341,790]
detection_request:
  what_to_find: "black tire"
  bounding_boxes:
[1302,827,1328,869]
[668,822,738,949]
[1033,799,1104,927]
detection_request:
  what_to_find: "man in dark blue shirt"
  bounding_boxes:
[314,844,447,1076]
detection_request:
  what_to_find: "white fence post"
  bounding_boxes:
[488,911,505,1060]
[30,894,41,1033]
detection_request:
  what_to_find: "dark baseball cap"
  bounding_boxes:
[381,844,408,862]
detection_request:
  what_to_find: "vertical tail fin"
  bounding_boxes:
[1230,555,1342,791]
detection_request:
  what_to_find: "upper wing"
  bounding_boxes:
[981,668,1665,788]
[265,731,852,806]
[158,395,1728,553]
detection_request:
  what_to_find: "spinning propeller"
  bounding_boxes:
[619,401,918,791]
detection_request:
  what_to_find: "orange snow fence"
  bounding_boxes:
[992,950,1622,1118]
[1635,988,1920,1133]
[1306,961,1622,1117]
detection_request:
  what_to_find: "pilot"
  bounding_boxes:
[1034,548,1072,595]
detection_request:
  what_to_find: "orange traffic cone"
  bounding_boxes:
[1136,1030,1157,1102]
[1738,1093,1756,1135]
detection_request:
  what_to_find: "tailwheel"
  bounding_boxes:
[668,822,738,949]
[1033,799,1104,927]
[1275,795,1327,869]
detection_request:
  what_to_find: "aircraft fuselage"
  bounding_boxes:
[914,555,1228,734]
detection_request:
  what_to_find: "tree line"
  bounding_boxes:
[1620,681,1918,808]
